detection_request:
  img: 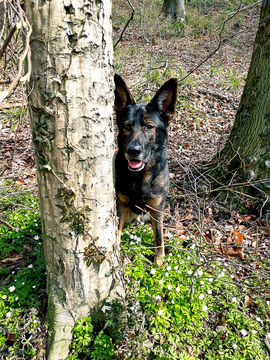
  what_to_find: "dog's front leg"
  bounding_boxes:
[150,209,165,266]
[117,201,128,245]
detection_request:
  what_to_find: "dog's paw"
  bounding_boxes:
[155,257,164,267]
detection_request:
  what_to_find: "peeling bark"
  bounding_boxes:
[25,1,124,359]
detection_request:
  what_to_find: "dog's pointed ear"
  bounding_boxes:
[148,78,178,123]
[114,74,135,112]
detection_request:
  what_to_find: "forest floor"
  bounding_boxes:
[0,0,270,358]
[1,0,269,263]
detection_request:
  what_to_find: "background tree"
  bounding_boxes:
[162,0,186,22]
[25,1,124,359]
[211,0,270,212]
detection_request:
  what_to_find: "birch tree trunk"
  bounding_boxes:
[162,0,186,22]
[25,1,124,359]
[211,0,270,204]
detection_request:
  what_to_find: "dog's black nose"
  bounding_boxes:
[127,146,142,157]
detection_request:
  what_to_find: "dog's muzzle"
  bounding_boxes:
[127,151,152,171]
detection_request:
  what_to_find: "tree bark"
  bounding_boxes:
[162,0,186,22]
[25,1,124,359]
[212,0,270,202]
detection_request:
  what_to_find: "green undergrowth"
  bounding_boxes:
[0,182,269,359]
[0,182,46,359]
[68,224,269,360]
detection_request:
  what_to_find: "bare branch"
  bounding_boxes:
[114,0,135,49]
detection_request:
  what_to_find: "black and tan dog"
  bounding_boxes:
[114,74,178,265]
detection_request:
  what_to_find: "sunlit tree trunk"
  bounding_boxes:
[213,0,270,203]
[162,0,186,22]
[25,1,124,359]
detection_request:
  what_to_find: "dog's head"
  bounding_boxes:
[114,74,178,172]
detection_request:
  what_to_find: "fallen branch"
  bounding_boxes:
[0,102,26,109]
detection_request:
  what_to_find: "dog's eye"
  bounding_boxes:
[145,124,155,130]
[124,124,132,131]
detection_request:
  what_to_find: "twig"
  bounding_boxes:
[0,218,40,243]
[0,102,26,108]
[0,23,17,61]
[179,2,247,83]
[0,217,20,231]
[0,96,26,176]
[1,24,32,101]
[114,0,135,49]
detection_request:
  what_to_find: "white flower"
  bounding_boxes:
[187,256,190,260]
[256,317,261,322]
[176,287,180,292]
[28,264,33,268]
[190,244,195,250]
[171,300,175,304]
[157,309,163,316]
[232,297,237,303]
[202,305,207,311]
[209,278,213,283]
[156,295,161,301]
[34,235,39,240]
[240,329,247,336]
[32,285,36,288]
[174,266,178,270]
[9,286,15,292]
[6,312,12,318]
[159,280,163,285]
[188,270,192,275]
[167,266,171,271]
[165,272,169,277]
[252,330,257,334]
[15,297,19,301]
[150,268,156,275]
[207,289,212,295]
[130,241,134,245]
[22,282,25,285]
[2,295,7,299]
[199,294,204,300]
[198,270,203,276]
[232,344,237,349]
[169,253,173,257]
[33,319,37,324]
[167,285,172,290]
[200,281,205,285]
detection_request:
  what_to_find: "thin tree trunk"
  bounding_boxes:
[162,0,186,22]
[25,1,124,359]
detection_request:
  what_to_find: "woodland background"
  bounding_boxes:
[0,0,270,359]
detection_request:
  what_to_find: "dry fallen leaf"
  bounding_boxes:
[244,295,252,307]
[232,228,244,244]
[186,345,195,356]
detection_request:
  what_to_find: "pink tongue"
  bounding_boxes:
[129,160,143,169]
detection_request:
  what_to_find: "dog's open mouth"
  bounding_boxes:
[128,160,144,171]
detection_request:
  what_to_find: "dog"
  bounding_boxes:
[114,74,178,265]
